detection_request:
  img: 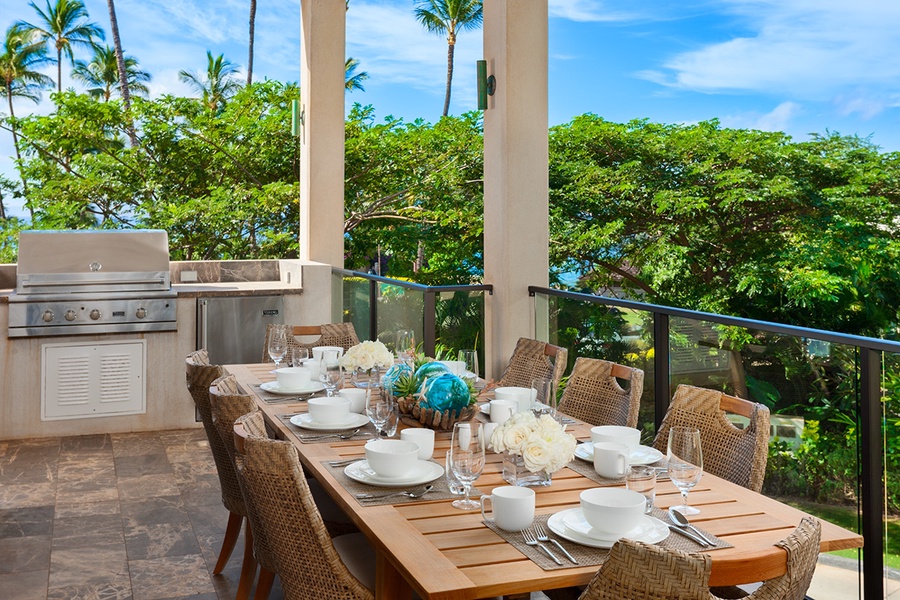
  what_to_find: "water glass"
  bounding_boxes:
[626,465,657,513]
[318,353,342,397]
[531,377,554,418]
[445,450,465,495]
[366,388,394,437]
[450,422,486,510]
[667,426,703,515]
[458,349,479,379]
[267,325,288,370]
[291,347,309,367]
[396,329,416,365]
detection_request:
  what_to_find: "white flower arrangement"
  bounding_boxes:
[339,340,394,372]
[490,411,577,475]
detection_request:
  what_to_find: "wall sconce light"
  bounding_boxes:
[476,60,495,110]
[291,99,304,137]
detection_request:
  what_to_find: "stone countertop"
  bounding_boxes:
[0,282,303,302]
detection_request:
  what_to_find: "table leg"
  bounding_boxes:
[375,551,413,599]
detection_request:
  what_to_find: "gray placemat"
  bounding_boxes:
[485,506,731,571]
[277,414,377,443]
[321,459,482,506]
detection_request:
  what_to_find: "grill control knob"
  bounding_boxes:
[42,310,54,323]
[89,309,102,321]
[65,310,77,322]
[135,307,147,319]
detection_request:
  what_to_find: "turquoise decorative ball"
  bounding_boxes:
[381,363,412,393]
[414,361,450,382]
[420,373,470,411]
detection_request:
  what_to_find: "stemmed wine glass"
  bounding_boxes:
[318,351,342,397]
[366,388,394,437]
[268,325,288,372]
[449,422,486,510]
[667,426,703,515]
[396,329,416,366]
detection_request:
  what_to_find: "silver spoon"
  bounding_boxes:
[668,507,715,546]
[356,484,435,501]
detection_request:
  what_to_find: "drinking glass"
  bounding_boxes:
[366,388,394,437]
[267,325,288,371]
[318,352,342,397]
[667,426,703,515]
[531,377,553,418]
[458,349,479,380]
[291,347,309,367]
[626,465,657,514]
[396,329,416,365]
[450,422,486,510]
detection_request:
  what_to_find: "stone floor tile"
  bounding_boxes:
[57,456,117,482]
[110,433,165,458]
[121,495,188,527]
[49,543,129,589]
[0,505,55,538]
[165,445,214,465]
[3,438,61,461]
[174,473,223,507]
[125,522,202,560]
[52,513,125,549]
[128,554,215,600]
[47,581,134,600]
[0,481,57,508]
[56,475,120,505]
[157,429,207,444]
[114,454,174,478]
[54,500,121,519]
[59,433,113,454]
[170,460,217,484]
[0,460,58,485]
[117,474,181,501]
[0,569,50,600]
[0,534,52,574]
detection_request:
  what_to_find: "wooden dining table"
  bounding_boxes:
[225,363,863,600]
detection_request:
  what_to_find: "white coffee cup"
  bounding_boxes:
[483,422,497,449]
[306,397,351,425]
[400,428,436,460]
[489,399,518,424]
[274,367,311,390]
[494,386,536,413]
[590,425,641,454]
[593,442,630,479]
[481,486,535,532]
[312,346,344,362]
[580,487,646,536]
[338,387,367,413]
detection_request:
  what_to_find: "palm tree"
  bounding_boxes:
[413,0,482,117]
[18,0,104,93]
[345,57,368,92]
[72,45,150,101]
[247,0,257,85]
[0,24,53,218]
[179,51,242,112]
[104,0,136,145]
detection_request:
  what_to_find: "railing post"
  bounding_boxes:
[368,279,378,341]
[423,291,437,358]
[653,312,670,431]
[859,347,883,599]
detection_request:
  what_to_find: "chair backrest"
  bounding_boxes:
[557,357,645,427]
[652,384,770,492]
[743,517,821,600]
[184,353,244,516]
[579,538,713,600]
[237,428,374,600]
[262,323,361,363]
[498,337,568,391]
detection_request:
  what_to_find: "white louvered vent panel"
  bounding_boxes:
[42,340,146,420]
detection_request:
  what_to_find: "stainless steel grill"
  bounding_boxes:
[8,230,177,337]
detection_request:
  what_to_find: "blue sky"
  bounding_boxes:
[2,0,899,218]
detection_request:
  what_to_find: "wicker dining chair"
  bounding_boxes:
[557,357,645,427]
[548,517,820,600]
[497,337,568,391]
[235,422,375,600]
[652,384,771,492]
[261,323,361,363]
[184,351,246,576]
[209,378,278,600]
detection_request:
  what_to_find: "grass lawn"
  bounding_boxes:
[781,498,900,570]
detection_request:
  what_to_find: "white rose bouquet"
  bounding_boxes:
[490,412,577,475]
[339,340,394,371]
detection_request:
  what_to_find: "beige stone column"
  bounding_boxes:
[299,0,346,267]
[482,0,550,379]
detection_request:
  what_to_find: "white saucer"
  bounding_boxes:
[480,402,551,416]
[344,459,444,487]
[260,381,325,395]
[289,412,370,431]
[574,442,664,466]
[547,508,669,548]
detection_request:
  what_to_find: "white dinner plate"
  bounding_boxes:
[547,508,669,548]
[260,381,325,395]
[344,459,444,487]
[289,412,370,431]
[574,442,664,466]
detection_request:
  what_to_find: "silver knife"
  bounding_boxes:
[667,524,711,546]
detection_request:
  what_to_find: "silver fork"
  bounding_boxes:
[533,522,577,564]
[522,527,562,565]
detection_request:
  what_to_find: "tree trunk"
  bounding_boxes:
[56,46,62,93]
[7,92,31,220]
[247,0,257,86]
[106,0,138,146]
[442,40,455,117]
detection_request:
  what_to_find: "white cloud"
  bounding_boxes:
[719,101,802,133]
[549,0,635,22]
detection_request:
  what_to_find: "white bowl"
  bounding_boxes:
[590,425,641,453]
[338,387,367,413]
[580,488,646,537]
[365,439,419,478]
[307,397,351,425]
[493,386,536,413]
[275,367,312,390]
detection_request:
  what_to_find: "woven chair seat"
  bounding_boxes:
[262,323,361,363]
[498,337,568,391]
[652,385,770,492]
[557,358,644,427]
